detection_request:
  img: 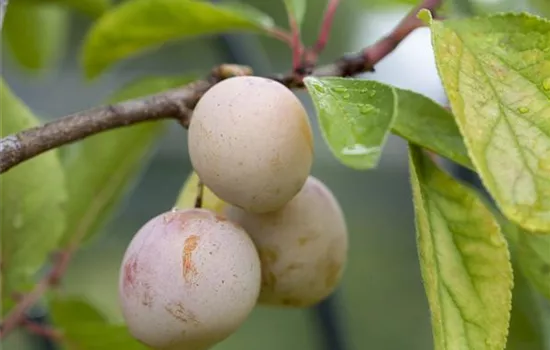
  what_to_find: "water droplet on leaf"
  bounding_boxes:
[542,77,550,91]
[341,144,380,156]
[333,86,346,93]
[517,106,529,114]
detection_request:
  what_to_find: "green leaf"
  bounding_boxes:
[3,2,69,71]
[0,79,67,314]
[428,13,550,232]
[408,144,513,350]
[514,229,550,300]
[51,297,147,350]
[392,88,473,170]
[304,77,398,170]
[506,266,549,350]
[17,0,111,17]
[59,75,195,245]
[283,0,306,27]
[50,297,107,324]
[81,0,275,78]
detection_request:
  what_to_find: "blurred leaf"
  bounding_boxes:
[174,171,227,214]
[51,297,147,350]
[408,144,513,350]
[17,0,111,17]
[426,12,550,232]
[0,79,67,314]
[514,229,550,300]
[392,88,473,170]
[529,0,550,18]
[304,77,397,170]
[50,297,107,324]
[59,75,196,246]
[358,0,417,6]
[82,0,275,78]
[506,266,549,350]
[283,0,306,27]
[3,2,69,71]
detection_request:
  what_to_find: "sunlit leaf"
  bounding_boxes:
[0,79,67,314]
[393,88,473,170]
[3,2,69,71]
[51,297,147,350]
[283,0,307,27]
[409,144,513,350]
[174,171,227,214]
[304,77,397,170]
[59,75,196,245]
[426,11,550,232]
[82,0,275,78]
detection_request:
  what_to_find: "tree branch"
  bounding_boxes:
[0,0,443,176]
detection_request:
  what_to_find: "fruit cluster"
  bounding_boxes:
[118,76,349,350]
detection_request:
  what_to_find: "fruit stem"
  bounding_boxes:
[195,180,204,209]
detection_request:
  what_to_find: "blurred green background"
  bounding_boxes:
[2,0,549,349]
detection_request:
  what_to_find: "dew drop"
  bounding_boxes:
[359,105,374,114]
[341,144,380,156]
[312,84,325,93]
[542,77,550,91]
[333,86,346,93]
[342,93,350,100]
[13,213,23,229]
[517,106,529,114]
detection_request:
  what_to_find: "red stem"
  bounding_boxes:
[22,319,63,341]
[306,0,341,65]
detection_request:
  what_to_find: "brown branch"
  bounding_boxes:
[22,319,63,341]
[0,0,442,177]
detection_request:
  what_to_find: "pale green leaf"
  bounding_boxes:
[283,0,307,26]
[3,2,69,71]
[81,0,275,78]
[428,13,550,232]
[17,0,111,17]
[304,77,398,169]
[409,144,513,350]
[393,88,473,170]
[59,75,195,245]
[51,297,147,350]
[0,79,67,314]
[514,229,550,300]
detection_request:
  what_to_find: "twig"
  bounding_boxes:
[305,0,341,65]
[22,319,63,341]
[0,0,8,31]
[288,15,304,74]
[194,180,204,209]
[0,0,442,177]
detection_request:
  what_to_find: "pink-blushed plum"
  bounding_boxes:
[118,208,261,350]
[188,75,314,214]
[225,176,348,307]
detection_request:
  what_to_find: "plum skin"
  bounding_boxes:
[188,75,314,214]
[224,176,348,307]
[118,208,261,350]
